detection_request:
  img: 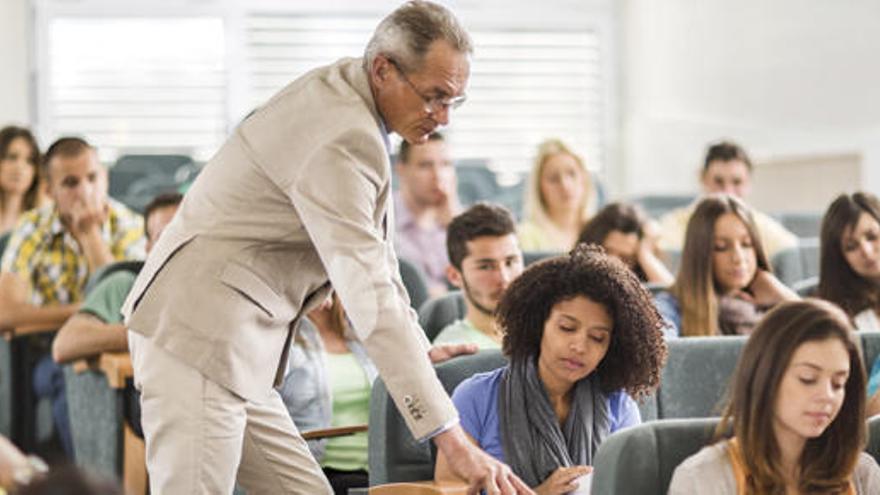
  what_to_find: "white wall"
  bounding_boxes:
[0,0,31,125]
[619,0,880,198]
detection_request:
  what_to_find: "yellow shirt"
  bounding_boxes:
[0,200,145,305]
[517,221,572,252]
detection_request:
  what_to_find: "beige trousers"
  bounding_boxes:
[129,332,332,494]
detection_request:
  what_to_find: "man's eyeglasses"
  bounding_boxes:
[387,58,467,113]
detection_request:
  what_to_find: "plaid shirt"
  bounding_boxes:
[0,199,145,306]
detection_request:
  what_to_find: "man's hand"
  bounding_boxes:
[68,196,109,239]
[429,343,478,364]
[434,426,534,495]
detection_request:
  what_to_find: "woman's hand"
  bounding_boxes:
[747,270,799,307]
[534,465,592,495]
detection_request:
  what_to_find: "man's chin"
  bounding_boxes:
[404,133,430,145]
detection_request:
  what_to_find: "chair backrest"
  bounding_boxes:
[63,366,124,478]
[85,260,145,295]
[593,416,880,495]
[658,336,747,419]
[798,237,820,281]
[868,416,880,464]
[398,257,430,311]
[0,231,12,436]
[861,332,880,376]
[418,292,466,342]
[368,350,507,485]
[0,231,11,257]
[792,276,819,297]
[592,417,719,495]
[772,246,803,287]
[109,154,194,206]
[522,250,561,266]
[455,161,499,207]
[777,211,823,239]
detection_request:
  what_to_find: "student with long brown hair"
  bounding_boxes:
[0,126,45,233]
[654,194,796,337]
[817,192,880,416]
[669,299,880,494]
[576,202,673,286]
[818,192,880,332]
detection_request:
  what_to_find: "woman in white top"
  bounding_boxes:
[818,192,880,332]
[669,299,880,494]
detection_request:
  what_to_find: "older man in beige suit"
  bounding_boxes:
[121,2,533,494]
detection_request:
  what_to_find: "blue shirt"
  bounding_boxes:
[452,367,641,463]
[654,291,682,338]
[869,356,880,398]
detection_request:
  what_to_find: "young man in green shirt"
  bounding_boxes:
[433,202,524,349]
[52,192,182,364]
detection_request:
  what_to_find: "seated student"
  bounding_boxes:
[435,244,667,494]
[816,192,880,416]
[0,137,145,456]
[281,292,477,494]
[52,192,182,364]
[393,132,460,295]
[657,140,798,258]
[669,299,880,494]
[819,192,880,332]
[518,139,596,252]
[576,201,673,286]
[655,194,797,337]
[433,202,524,349]
[280,292,375,495]
[0,126,46,233]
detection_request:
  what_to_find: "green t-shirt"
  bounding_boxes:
[80,271,137,323]
[323,352,371,471]
[433,319,501,350]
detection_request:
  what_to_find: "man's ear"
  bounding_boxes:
[446,265,463,289]
[370,55,393,84]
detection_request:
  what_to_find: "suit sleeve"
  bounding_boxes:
[285,130,457,440]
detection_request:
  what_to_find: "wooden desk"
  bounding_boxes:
[369,481,468,494]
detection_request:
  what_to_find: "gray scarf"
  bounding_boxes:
[498,359,611,488]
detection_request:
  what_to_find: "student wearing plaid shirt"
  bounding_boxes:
[0,137,145,456]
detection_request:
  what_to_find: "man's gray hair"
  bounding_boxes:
[364,1,473,73]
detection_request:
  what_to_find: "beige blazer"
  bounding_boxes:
[121,57,457,440]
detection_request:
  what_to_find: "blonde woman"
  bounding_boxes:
[518,139,596,252]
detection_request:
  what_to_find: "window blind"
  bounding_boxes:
[45,17,226,161]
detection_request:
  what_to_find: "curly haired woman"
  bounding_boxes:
[434,244,667,494]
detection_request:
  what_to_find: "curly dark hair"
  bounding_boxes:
[498,243,667,399]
